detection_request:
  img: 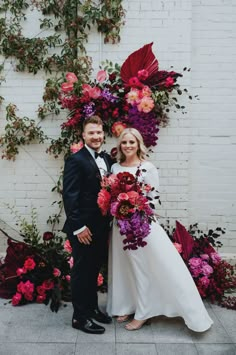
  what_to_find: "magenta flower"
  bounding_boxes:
[189,257,202,268]
[202,264,214,276]
[210,252,221,264]
[12,292,22,306]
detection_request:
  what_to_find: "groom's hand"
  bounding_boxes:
[77,227,92,245]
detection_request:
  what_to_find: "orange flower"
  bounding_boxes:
[111,122,127,137]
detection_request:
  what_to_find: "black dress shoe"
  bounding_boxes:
[91,308,112,324]
[72,318,105,334]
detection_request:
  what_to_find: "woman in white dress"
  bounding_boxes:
[106,127,213,332]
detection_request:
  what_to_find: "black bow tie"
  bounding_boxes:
[95,151,105,159]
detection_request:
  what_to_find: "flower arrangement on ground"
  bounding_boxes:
[0,212,105,310]
[97,167,159,250]
[168,221,236,310]
[58,42,185,152]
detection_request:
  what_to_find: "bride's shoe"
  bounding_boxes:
[125,318,151,331]
[117,315,130,323]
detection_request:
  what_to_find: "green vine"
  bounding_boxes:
[0,0,125,160]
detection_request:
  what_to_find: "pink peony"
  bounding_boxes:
[125,88,140,105]
[53,268,61,277]
[66,72,78,83]
[111,122,127,137]
[24,258,36,271]
[12,292,22,306]
[64,239,72,253]
[190,267,202,278]
[173,242,182,254]
[96,70,107,82]
[137,96,154,113]
[88,86,101,99]
[97,273,104,286]
[61,82,74,93]
[210,252,221,264]
[126,191,139,205]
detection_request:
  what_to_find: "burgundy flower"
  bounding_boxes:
[43,232,54,241]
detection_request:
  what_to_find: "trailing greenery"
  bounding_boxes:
[0,0,125,160]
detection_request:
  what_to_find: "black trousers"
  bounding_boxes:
[67,218,109,321]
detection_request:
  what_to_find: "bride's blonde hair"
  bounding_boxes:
[117,128,147,163]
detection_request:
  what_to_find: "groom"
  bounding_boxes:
[62,115,113,334]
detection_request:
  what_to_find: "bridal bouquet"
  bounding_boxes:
[97,168,159,250]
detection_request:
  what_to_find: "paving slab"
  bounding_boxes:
[1,295,236,355]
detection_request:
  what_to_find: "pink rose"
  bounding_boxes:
[12,292,22,306]
[96,70,107,83]
[126,191,139,205]
[24,258,36,271]
[190,267,202,278]
[36,285,46,296]
[199,276,210,288]
[189,257,202,268]
[128,77,143,88]
[53,268,61,277]
[36,294,46,303]
[89,86,101,99]
[64,239,72,253]
[97,189,111,215]
[173,242,182,254]
[66,72,78,83]
[42,279,54,290]
[202,264,213,276]
[210,252,221,264]
[97,273,104,286]
[61,82,74,93]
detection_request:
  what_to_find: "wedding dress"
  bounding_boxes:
[106,161,213,332]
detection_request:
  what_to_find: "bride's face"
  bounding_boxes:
[120,133,139,159]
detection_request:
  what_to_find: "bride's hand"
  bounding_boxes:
[77,227,92,245]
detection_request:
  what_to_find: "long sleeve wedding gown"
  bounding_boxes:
[106,161,213,332]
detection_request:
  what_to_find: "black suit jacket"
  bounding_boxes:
[62,147,113,235]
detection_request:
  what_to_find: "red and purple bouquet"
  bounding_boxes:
[97,168,158,250]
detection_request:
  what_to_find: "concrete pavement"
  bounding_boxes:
[0,293,236,355]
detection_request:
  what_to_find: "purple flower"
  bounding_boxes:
[83,102,95,116]
[101,88,118,102]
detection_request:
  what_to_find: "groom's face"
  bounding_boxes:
[82,123,104,152]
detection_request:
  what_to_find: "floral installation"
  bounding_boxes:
[97,167,159,250]
[166,221,236,310]
[0,218,105,311]
[58,42,186,151]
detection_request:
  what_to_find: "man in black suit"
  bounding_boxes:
[62,115,113,334]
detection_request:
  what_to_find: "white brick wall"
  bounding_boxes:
[0,0,235,253]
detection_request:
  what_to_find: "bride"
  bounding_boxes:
[106,127,213,332]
